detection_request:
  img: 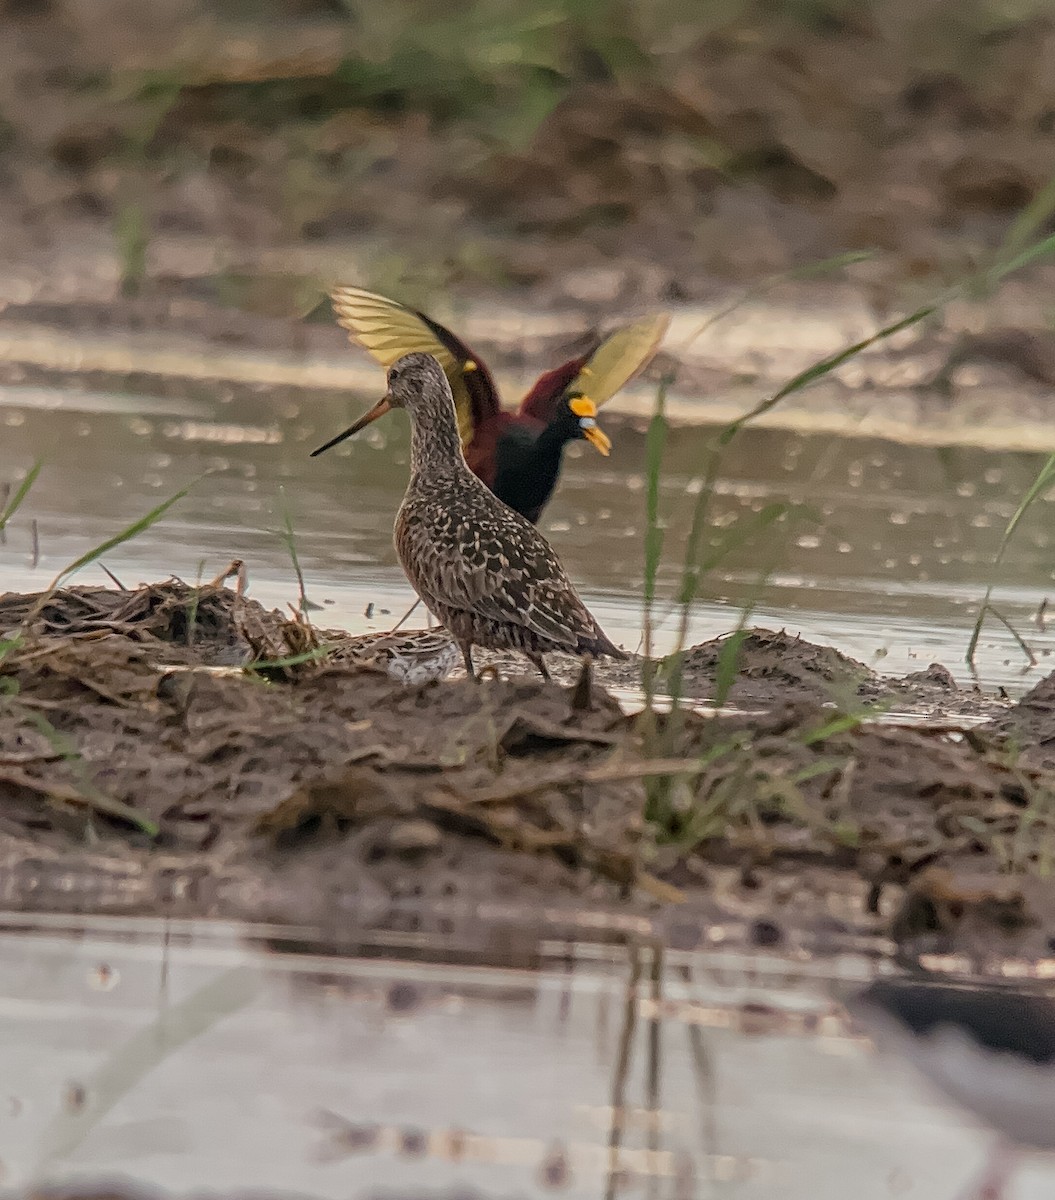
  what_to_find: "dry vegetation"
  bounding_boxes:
[1,580,1054,965]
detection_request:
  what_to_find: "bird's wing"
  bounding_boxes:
[566,312,671,407]
[330,286,500,448]
[401,495,596,651]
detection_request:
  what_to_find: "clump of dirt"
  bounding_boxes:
[1,581,1053,965]
[0,572,296,667]
[659,628,997,719]
[673,629,872,705]
[980,670,1055,772]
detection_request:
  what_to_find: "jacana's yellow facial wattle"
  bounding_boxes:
[568,395,596,419]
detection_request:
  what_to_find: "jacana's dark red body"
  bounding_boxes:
[313,287,669,524]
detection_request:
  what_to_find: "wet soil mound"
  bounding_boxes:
[670,628,986,718]
[979,671,1055,772]
[675,628,871,705]
[1,582,1053,963]
[0,575,303,667]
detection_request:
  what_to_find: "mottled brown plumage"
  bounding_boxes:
[337,351,626,679]
[326,628,459,684]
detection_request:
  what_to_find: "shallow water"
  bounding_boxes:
[5,363,1055,1198]
[0,912,1051,1200]
[1,368,1054,694]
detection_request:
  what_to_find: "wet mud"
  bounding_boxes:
[2,580,1054,967]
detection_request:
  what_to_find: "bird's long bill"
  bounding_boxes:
[310,395,393,456]
[569,396,612,456]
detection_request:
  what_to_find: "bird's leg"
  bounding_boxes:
[460,642,477,681]
[956,1140,1017,1200]
[528,653,551,682]
[390,596,422,633]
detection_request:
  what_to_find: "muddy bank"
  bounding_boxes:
[646,628,1004,719]
[1,580,1053,969]
[6,0,1055,423]
[0,580,1008,712]
[4,0,1055,302]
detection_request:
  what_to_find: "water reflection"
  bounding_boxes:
[1,371,1054,692]
[1,914,1053,1198]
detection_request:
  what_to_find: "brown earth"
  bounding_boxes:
[7,0,1055,436]
[1,580,1053,971]
[4,0,1055,324]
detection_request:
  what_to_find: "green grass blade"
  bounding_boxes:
[802,712,865,746]
[967,451,1055,667]
[996,452,1055,556]
[713,628,749,708]
[988,230,1055,288]
[1000,175,1055,266]
[0,461,43,534]
[247,644,335,671]
[686,502,805,595]
[717,223,1055,449]
[36,966,258,1168]
[720,300,943,445]
[643,377,671,611]
[682,250,874,348]
[48,481,197,590]
[276,485,315,617]
[784,249,876,281]
[641,375,671,703]
[986,605,1038,667]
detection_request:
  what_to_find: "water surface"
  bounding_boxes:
[2,369,1053,693]
[2,913,1053,1200]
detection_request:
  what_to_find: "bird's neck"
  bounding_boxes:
[532,417,575,466]
[409,403,468,479]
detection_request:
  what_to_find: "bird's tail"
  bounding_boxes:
[581,626,627,660]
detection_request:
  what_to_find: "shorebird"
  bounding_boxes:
[328,351,626,680]
[325,627,459,685]
[851,975,1055,1199]
[312,285,669,524]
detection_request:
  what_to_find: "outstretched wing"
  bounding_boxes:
[521,312,671,423]
[573,312,671,406]
[329,286,500,448]
[573,309,672,403]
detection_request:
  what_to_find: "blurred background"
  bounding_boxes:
[5,0,1055,305]
[4,0,1055,687]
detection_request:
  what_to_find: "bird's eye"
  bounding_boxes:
[389,366,402,381]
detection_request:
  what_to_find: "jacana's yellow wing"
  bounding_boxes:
[567,313,671,406]
[329,286,499,448]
